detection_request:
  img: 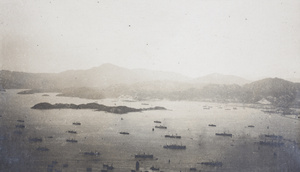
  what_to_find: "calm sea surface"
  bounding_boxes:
[1,89,300,172]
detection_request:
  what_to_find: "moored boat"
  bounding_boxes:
[72,122,81,125]
[119,132,130,135]
[200,161,223,167]
[165,134,181,139]
[135,153,154,159]
[215,132,232,137]
[163,144,186,149]
[84,151,100,156]
[155,125,167,129]
[66,139,78,143]
[67,130,77,134]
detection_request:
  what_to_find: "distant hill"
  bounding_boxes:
[1,64,300,108]
[0,63,192,89]
[194,73,250,85]
[243,78,298,107]
[0,70,58,90]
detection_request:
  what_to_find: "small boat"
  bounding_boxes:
[150,166,159,171]
[141,103,149,105]
[155,125,167,129]
[72,122,81,125]
[264,134,283,139]
[165,135,181,139]
[29,137,43,142]
[163,144,186,149]
[258,141,284,147]
[135,153,154,159]
[190,168,197,171]
[84,151,100,156]
[215,132,232,137]
[208,124,216,127]
[119,132,129,135]
[15,124,25,129]
[17,120,25,123]
[154,121,161,123]
[37,147,49,151]
[103,164,114,170]
[248,125,255,128]
[66,139,78,143]
[67,130,77,134]
[200,161,223,167]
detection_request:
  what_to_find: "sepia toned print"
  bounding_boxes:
[1,0,300,171]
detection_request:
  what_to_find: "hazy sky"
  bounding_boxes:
[1,0,300,79]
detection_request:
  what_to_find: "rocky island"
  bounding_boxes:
[31,102,166,114]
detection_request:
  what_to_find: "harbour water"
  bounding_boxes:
[1,89,300,171]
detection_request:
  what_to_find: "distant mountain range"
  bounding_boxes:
[194,73,250,85]
[0,63,250,89]
[1,64,300,107]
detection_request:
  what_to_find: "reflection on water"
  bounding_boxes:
[1,90,300,171]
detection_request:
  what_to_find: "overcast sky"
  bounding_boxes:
[1,0,299,79]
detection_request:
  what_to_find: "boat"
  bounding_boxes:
[17,120,25,123]
[208,124,216,127]
[66,139,78,143]
[135,153,154,159]
[102,163,114,170]
[163,144,186,149]
[215,132,232,137]
[15,124,25,128]
[141,103,149,105]
[107,165,114,170]
[258,141,284,147]
[37,147,49,151]
[200,161,223,167]
[150,166,159,171]
[84,151,100,156]
[29,137,43,142]
[154,121,161,123]
[155,125,167,129]
[72,122,81,125]
[67,130,77,134]
[265,134,283,139]
[119,132,130,135]
[190,168,197,171]
[165,135,181,139]
[248,125,255,128]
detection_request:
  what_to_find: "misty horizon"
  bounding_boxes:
[1,62,300,82]
[1,0,300,80]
